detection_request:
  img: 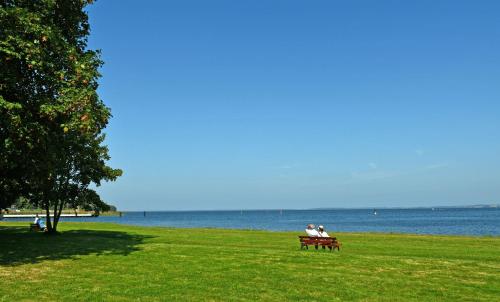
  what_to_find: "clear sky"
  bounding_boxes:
[87,1,500,211]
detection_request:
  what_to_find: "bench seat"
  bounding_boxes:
[298,236,341,251]
[30,223,42,232]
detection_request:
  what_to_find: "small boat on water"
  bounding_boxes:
[373,209,377,215]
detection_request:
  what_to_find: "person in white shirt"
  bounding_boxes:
[33,214,40,226]
[305,224,320,237]
[318,225,329,237]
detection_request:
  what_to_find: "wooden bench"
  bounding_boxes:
[299,236,341,251]
[30,223,41,232]
[30,223,49,232]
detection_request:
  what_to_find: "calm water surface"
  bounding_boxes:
[17,207,498,236]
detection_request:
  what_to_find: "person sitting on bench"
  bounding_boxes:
[318,225,329,237]
[33,214,41,226]
[39,218,47,231]
[305,224,320,237]
[30,214,47,232]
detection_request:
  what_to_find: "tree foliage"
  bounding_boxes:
[0,0,121,231]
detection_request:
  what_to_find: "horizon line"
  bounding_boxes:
[116,204,499,212]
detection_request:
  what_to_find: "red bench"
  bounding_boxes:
[30,223,47,232]
[299,236,341,251]
[30,223,42,232]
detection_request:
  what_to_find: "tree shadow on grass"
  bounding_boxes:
[0,225,154,266]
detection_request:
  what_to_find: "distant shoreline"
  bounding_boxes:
[116,205,499,212]
[309,204,499,210]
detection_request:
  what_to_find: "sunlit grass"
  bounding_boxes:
[1,222,498,301]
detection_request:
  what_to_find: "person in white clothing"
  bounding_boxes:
[305,224,320,237]
[33,214,40,226]
[318,225,329,237]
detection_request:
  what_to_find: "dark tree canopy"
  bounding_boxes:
[0,0,121,231]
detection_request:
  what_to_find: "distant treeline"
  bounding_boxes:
[7,197,117,213]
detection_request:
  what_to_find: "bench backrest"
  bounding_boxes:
[298,236,337,243]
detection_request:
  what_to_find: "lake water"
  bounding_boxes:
[11,207,498,236]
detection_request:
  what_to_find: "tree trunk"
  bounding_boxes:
[49,201,59,233]
[52,199,65,232]
[44,202,53,233]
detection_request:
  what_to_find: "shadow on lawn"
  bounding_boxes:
[0,226,154,266]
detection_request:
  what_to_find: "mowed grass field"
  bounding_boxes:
[0,222,499,301]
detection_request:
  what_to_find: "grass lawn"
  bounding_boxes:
[1,222,499,301]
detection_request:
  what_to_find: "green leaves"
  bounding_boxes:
[1,0,121,230]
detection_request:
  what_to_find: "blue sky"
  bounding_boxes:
[87,1,500,210]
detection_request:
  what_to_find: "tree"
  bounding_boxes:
[0,179,17,210]
[0,0,121,232]
[13,196,33,210]
[70,188,111,214]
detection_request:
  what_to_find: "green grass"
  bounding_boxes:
[1,222,499,301]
